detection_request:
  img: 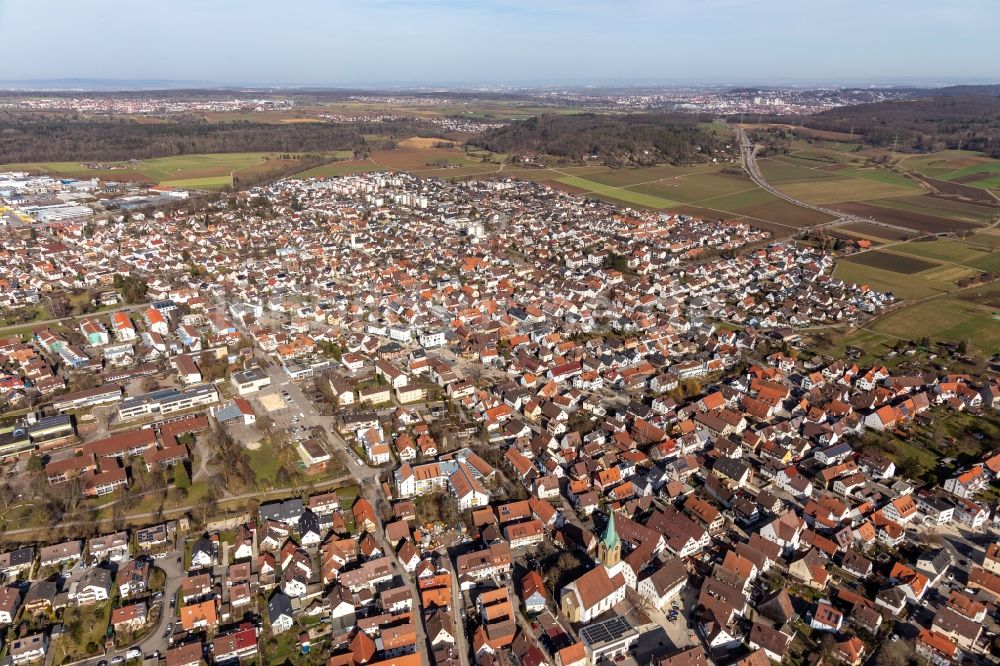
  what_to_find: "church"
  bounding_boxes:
[560,511,628,623]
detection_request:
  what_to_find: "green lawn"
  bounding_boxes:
[52,602,112,665]
[95,480,211,521]
[337,485,361,505]
[247,440,280,487]
[0,308,48,334]
[881,436,941,475]
[815,327,900,365]
[261,626,328,666]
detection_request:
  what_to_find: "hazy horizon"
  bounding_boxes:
[1,0,998,88]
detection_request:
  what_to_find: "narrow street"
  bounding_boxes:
[357,482,429,661]
[446,553,471,666]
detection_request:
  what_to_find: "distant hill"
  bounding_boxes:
[468,113,728,166]
[912,84,1000,97]
[0,78,221,91]
[793,95,1000,157]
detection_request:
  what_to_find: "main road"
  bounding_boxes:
[732,125,918,236]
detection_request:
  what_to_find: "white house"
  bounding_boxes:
[637,558,687,610]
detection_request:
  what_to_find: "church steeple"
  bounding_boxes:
[597,510,621,568]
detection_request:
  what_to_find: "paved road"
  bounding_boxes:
[73,542,185,666]
[355,480,430,662]
[445,550,471,666]
[733,126,918,236]
[261,359,430,660]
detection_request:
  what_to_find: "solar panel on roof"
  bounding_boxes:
[580,616,633,646]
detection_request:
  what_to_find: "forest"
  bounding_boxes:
[785,95,1000,156]
[0,113,440,163]
[468,112,730,166]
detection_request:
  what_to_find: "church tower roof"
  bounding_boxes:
[601,510,620,552]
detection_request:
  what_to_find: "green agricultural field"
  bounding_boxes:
[937,160,1000,181]
[758,158,836,183]
[838,167,920,189]
[0,152,319,189]
[832,260,948,300]
[779,177,917,205]
[552,175,681,208]
[841,250,939,275]
[861,286,1000,355]
[295,161,382,178]
[870,195,999,224]
[540,165,612,177]
[132,153,278,180]
[160,176,234,189]
[927,157,1000,180]
[839,221,912,242]
[889,238,1000,269]
[916,264,981,284]
[688,187,778,211]
[895,151,1000,193]
[625,172,758,204]
[895,150,986,173]
[966,229,1000,249]
[740,198,836,229]
[581,164,721,187]
[785,147,863,166]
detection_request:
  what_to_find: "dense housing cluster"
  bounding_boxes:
[0,170,996,666]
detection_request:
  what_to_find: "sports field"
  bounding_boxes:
[259,393,285,414]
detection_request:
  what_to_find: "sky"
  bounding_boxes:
[1,0,998,87]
